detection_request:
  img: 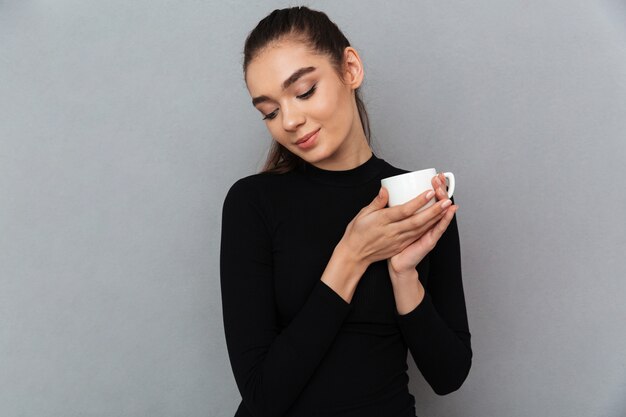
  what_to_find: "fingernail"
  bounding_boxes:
[426,190,435,199]
[441,199,452,209]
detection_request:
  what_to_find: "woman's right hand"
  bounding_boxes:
[340,186,451,268]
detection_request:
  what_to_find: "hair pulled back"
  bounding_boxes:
[243,6,372,174]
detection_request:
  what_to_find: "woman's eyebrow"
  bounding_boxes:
[252,66,316,106]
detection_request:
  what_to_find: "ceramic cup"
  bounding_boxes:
[381,168,455,211]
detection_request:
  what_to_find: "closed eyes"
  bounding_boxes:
[297,84,317,100]
[262,84,317,120]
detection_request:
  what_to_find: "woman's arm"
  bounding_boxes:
[220,178,366,416]
[390,209,473,395]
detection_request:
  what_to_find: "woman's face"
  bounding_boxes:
[245,40,366,168]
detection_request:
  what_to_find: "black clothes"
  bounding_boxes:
[220,152,472,417]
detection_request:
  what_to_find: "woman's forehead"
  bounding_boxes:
[246,42,331,93]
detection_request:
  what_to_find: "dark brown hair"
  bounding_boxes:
[243,6,372,174]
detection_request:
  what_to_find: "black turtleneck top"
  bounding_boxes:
[219,153,472,417]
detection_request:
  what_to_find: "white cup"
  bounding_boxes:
[381,168,455,210]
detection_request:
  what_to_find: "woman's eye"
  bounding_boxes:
[261,85,316,120]
[297,84,316,99]
[262,110,278,120]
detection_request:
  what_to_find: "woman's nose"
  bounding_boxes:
[281,104,305,131]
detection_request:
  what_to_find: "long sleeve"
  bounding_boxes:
[396,205,472,395]
[219,178,352,417]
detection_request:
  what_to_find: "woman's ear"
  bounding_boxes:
[342,46,364,90]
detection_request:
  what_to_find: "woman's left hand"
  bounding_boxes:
[387,173,456,276]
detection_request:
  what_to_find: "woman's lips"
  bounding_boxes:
[296,129,320,149]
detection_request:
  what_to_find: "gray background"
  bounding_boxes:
[1,0,625,416]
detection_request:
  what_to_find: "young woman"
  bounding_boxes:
[220,6,472,417]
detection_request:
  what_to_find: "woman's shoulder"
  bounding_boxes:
[223,170,298,206]
[222,170,301,232]
[229,169,297,189]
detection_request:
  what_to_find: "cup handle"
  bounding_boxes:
[443,172,455,198]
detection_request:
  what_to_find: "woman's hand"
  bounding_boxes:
[387,200,458,276]
[385,172,454,274]
[385,173,455,313]
[339,185,454,270]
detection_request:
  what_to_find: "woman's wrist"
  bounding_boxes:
[387,259,418,281]
[387,265,425,315]
[320,241,369,303]
[335,238,370,272]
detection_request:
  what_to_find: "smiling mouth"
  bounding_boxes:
[296,128,320,144]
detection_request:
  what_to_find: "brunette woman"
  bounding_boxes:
[220,6,472,417]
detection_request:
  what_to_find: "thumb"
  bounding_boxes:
[362,187,388,214]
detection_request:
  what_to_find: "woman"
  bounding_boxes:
[220,6,472,417]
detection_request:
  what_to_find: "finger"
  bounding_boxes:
[384,189,434,222]
[392,198,452,237]
[417,196,452,223]
[431,175,439,193]
[394,205,453,255]
[429,204,458,241]
[432,174,447,201]
[397,209,446,241]
[438,173,447,198]
[361,186,389,215]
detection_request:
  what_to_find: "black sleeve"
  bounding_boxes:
[219,179,352,416]
[395,204,473,395]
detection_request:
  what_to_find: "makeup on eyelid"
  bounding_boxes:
[261,84,317,120]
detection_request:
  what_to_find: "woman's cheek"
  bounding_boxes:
[311,96,333,119]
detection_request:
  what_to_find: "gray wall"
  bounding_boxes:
[1,1,625,416]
